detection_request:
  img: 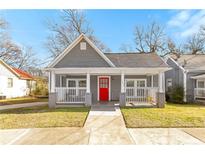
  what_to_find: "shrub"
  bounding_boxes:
[170,86,184,103]
[31,77,48,97]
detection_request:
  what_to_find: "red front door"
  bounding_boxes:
[99,77,109,101]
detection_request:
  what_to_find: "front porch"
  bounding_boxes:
[48,68,166,108]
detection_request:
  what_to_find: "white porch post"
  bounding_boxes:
[51,71,55,93]
[86,73,90,93]
[121,72,125,93]
[158,72,165,93]
[151,75,154,88]
[183,71,187,102]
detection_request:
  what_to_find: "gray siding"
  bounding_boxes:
[54,39,110,68]
[165,58,184,91]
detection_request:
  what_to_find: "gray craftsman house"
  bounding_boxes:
[45,34,170,108]
[165,54,205,103]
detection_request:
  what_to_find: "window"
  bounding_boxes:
[66,79,86,96]
[125,79,146,97]
[80,42,86,50]
[8,78,13,88]
[126,80,134,87]
[197,80,205,88]
[166,78,172,92]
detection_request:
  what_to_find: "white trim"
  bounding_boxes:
[167,56,186,72]
[51,71,55,93]
[121,72,125,93]
[183,71,187,102]
[97,76,111,101]
[48,34,115,68]
[45,67,171,75]
[86,73,90,93]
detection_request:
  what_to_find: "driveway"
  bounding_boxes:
[0,106,204,145]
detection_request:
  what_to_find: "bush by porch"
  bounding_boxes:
[121,103,205,128]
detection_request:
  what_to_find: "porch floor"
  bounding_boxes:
[92,101,119,107]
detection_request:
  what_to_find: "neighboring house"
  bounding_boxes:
[0,59,35,99]
[165,54,205,103]
[45,34,170,108]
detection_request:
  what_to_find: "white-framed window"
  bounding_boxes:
[166,78,172,92]
[8,78,13,88]
[66,79,86,96]
[125,79,147,97]
[197,80,205,88]
[80,42,86,50]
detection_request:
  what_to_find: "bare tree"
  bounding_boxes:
[119,43,133,53]
[46,9,110,58]
[164,38,184,57]
[184,32,205,54]
[134,22,166,54]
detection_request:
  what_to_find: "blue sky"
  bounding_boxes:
[0,10,205,62]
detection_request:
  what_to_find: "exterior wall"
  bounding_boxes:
[186,72,205,102]
[54,39,110,68]
[165,58,184,90]
[0,63,29,98]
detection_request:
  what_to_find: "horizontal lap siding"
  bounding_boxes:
[54,39,110,68]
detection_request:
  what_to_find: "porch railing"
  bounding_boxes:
[194,88,205,99]
[125,87,158,104]
[55,87,86,103]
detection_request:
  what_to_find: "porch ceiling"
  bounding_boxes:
[45,67,171,75]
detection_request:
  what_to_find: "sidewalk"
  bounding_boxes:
[0,102,48,111]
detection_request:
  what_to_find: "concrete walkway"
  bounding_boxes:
[0,102,48,111]
[84,106,134,144]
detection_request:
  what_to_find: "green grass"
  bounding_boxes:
[0,106,90,129]
[121,103,205,128]
[0,97,48,106]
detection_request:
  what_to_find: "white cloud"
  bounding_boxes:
[167,10,205,38]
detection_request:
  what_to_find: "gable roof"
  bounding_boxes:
[48,34,115,68]
[169,54,205,70]
[105,52,168,67]
[0,59,33,80]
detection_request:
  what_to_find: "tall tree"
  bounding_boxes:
[184,32,205,54]
[0,18,39,71]
[134,22,166,54]
[46,9,110,58]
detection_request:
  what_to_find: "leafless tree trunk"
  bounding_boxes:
[134,22,166,54]
[45,9,110,58]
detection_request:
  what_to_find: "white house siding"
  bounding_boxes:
[0,63,29,98]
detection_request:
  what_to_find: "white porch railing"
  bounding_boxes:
[125,87,158,104]
[55,87,86,103]
[194,88,205,99]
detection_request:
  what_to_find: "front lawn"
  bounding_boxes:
[121,103,205,128]
[0,97,48,106]
[0,106,89,129]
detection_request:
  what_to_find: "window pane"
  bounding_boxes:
[79,80,86,87]
[8,78,13,88]
[68,80,76,87]
[126,80,134,87]
[198,81,204,88]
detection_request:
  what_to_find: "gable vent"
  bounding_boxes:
[80,42,86,50]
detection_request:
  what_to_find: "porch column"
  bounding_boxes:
[157,72,165,108]
[183,71,187,102]
[49,71,56,108]
[85,72,92,106]
[151,75,154,88]
[120,72,126,106]
[121,72,125,93]
[158,72,165,93]
[86,73,90,93]
[51,71,55,93]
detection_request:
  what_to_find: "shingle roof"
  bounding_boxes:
[12,68,33,80]
[104,52,168,67]
[170,54,205,70]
